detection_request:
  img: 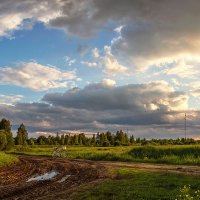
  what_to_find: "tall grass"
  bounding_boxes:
[128,145,200,165]
[0,152,18,166]
[8,145,200,165]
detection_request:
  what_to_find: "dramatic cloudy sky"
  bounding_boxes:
[1,0,200,138]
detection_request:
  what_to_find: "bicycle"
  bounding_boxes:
[52,147,67,158]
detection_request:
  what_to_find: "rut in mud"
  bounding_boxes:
[1,156,200,200]
[0,156,106,200]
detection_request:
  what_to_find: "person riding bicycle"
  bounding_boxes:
[60,145,67,158]
[52,146,59,158]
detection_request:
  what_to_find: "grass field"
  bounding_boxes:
[0,152,18,166]
[2,146,200,199]
[70,168,200,200]
[8,144,200,165]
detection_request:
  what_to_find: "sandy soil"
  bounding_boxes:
[1,156,200,200]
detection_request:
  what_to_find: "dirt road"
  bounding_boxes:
[1,156,200,200]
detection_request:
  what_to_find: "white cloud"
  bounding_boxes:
[0,61,77,91]
[64,56,76,66]
[2,0,200,76]
[190,81,200,89]
[171,78,181,86]
[114,25,124,34]
[81,61,97,68]
[191,89,200,97]
[101,79,116,87]
[163,60,199,78]
[102,46,128,75]
[0,0,62,37]
[0,81,196,138]
[92,48,100,59]
[68,59,76,66]
[0,94,23,105]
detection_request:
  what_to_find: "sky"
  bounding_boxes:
[1,0,200,139]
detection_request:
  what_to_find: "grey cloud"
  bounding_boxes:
[43,81,185,111]
[2,0,200,70]
[0,82,198,138]
[48,0,200,70]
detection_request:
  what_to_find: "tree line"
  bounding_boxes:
[0,118,199,150]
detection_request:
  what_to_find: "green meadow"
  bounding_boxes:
[0,152,18,167]
[70,168,200,200]
[8,144,200,165]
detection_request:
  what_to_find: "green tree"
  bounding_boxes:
[106,131,114,145]
[55,132,61,144]
[61,134,65,145]
[74,134,79,145]
[28,138,35,146]
[0,130,7,150]
[16,124,28,145]
[130,135,135,144]
[37,136,47,145]
[0,118,14,149]
[103,134,110,147]
[90,134,96,146]
[115,130,125,145]
[0,118,11,133]
[99,133,105,146]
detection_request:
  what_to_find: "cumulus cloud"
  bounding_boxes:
[0,81,197,138]
[0,61,77,91]
[102,46,128,75]
[0,94,23,105]
[2,0,200,72]
[43,81,187,112]
[0,0,62,37]
[161,58,200,79]
[47,0,200,70]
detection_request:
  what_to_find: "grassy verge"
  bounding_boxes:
[7,145,200,165]
[0,152,18,167]
[70,168,200,200]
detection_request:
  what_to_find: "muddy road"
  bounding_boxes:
[1,156,200,200]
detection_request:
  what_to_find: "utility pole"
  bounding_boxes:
[184,112,187,140]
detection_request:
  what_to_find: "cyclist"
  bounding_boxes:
[52,146,59,158]
[60,145,67,158]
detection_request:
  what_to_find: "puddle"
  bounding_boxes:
[27,171,59,182]
[58,175,71,183]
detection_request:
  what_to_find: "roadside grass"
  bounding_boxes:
[129,145,200,165]
[0,152,18,167]
[7,145,200,165]
[70,168,200,200]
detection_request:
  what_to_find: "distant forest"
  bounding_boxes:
[0,118,199,150]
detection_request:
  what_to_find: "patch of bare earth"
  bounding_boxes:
[0,156,106,200]
[1,156,200,200]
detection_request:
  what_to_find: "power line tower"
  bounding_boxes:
[184,112,187,140]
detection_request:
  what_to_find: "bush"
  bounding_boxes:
[114,140,121,146]
[103,141,110,147]
[176,185,200,200]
